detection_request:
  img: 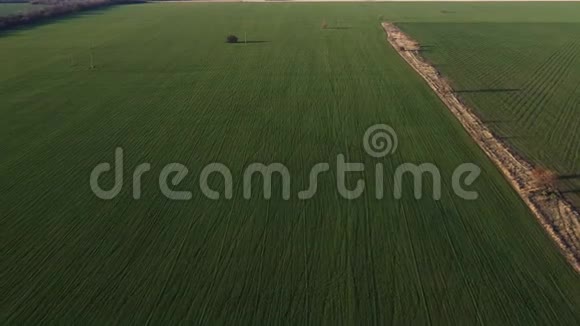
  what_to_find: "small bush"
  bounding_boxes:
[226,35,238,44]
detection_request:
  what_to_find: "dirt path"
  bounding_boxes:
[382,22,580,273]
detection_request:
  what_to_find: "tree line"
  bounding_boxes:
[0,0,142,31]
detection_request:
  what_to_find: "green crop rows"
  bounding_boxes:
[1,2,579,324]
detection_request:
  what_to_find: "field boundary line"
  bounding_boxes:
[381,22,580,273]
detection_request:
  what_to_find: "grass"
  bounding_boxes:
[0,2,579,324]
[399,22,580,207]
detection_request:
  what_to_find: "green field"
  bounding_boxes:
[399,22,580,207]
[1,3,579,324]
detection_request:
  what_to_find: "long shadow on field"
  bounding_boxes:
[454,88,520,94]
[417,45,434,52]
[497,135,528,141]
[232,41,270,44]
[555,174,580,198]
[482,119,516,125]
[559,174,580,180]
[562,188,580,194]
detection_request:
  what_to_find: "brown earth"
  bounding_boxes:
[382,22,580,273]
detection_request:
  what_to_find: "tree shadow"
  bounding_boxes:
[497,135,527,140]
[559,173,580,180]
[325,27,351,30]
[562,188,580,194]
[454,88,520,94]
[482,118,514,124]
[244,40,270,44]
[231,41,270,44]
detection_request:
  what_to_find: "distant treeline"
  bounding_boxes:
[0,0,142,30]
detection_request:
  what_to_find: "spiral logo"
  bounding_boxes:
[363,124,398,158]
